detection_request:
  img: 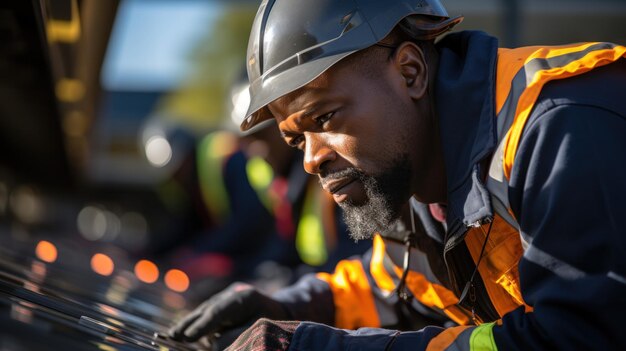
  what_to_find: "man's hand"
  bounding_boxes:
[224,318,300,351]
[168,283,291,344]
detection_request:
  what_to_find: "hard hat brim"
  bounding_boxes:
[240,50,357,132]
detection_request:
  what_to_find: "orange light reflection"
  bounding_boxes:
[134,259,159,284]
[164,269,189,292]
[91,253,115,276]
[35,241,57,263]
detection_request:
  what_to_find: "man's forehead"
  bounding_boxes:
[268,55,363,120]
[270,81,329,119]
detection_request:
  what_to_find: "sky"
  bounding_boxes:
[101,0,223,91]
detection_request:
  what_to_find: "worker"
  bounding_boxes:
[169,0,626,350]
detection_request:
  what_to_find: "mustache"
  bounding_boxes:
[319,167,365,185]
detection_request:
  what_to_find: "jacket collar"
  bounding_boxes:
[434,31,499,237]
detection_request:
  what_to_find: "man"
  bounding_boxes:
[170,0,626,349]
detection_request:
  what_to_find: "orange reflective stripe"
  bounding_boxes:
[370,235,397,292]
[495,42,612,114]
[498,43,626,179]
[426,326,473,351]
[443,305,472,327]
[390,265,456,310]
[495,46,544,115]
[372,235,471,325]
[464,216,526,318]
[316,260,380,329]
[389,264,470,326]
[407,268,472,325]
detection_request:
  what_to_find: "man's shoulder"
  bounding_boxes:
[531,58,626,121]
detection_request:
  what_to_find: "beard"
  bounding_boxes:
[325,154,412,241]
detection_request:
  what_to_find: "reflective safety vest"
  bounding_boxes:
[296,179,339,266]
[315,42,626,349]
[197,131,240,223]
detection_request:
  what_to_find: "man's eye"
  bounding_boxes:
[288,135,305,149]
[314,112,334,126]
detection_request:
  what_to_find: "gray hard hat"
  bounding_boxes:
[240,0,462,131]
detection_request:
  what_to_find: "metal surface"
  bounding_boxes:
[0,235,201,350]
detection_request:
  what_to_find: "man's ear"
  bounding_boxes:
[393,42,428,100]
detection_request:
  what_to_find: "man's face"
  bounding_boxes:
[267,47,438,239]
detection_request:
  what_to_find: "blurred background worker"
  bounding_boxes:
[143,79,371,304]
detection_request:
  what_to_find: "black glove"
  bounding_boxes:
[224,318,300,351]
[168,283,291,344]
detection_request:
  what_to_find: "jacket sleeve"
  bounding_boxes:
[290,322,445,351]
[271,272,337,325]
[490,100,626,350]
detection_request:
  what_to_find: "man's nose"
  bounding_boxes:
[303,133,335,175]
